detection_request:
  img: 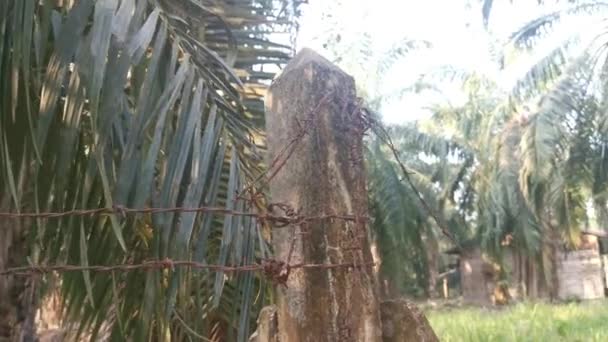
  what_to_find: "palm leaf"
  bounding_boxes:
[0,0,301,340]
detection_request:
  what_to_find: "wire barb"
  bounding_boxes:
[0,259,375,285]
[0,96,447,288]
[0,205,368,227]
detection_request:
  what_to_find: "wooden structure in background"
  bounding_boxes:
[446,231,608,305]
[556,233,606,300]
[457,246,494,306]
[556,249,604,300]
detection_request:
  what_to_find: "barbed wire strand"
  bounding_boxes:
[370,118,460,248]
[237,91,335,201]
[0,97,455,286]
[0,205,367,226]
[0,258,375,281]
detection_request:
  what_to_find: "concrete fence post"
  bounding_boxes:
[261,48,438,342]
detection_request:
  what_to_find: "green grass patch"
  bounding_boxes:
[426,300,608,342]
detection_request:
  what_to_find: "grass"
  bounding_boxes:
[426,300,608,342]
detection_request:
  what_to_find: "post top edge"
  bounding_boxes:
[273,47,348,81]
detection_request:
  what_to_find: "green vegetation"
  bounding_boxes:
[3,0,608,340]
[0,0,304,340]
[316,0,608,300]
[428,301,608,341]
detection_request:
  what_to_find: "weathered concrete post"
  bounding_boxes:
[262,48,439,342]
[265,48,382,341]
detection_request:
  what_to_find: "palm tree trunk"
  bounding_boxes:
[0,196,36,341]
[424,233,439,299]
[543,223,560,300]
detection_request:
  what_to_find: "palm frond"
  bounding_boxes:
[507,2,608,49]
[504,1,608,103]
[0,0,301,340]
[366,141,439,296]
[376,38,432,75]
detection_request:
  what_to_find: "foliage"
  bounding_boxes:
[502,1,608,245]
[366,136,440,296]
[367,0,608,298]
[427,300,608,341]
[0,0,302,340]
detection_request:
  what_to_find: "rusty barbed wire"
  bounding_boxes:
[0,258,375,287]
[237,91,336,202]
[0,204,368,227]
[369,118,460,248]
[0,92,453,288]
[0,202,372,286]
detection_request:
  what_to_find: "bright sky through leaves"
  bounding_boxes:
[296,0,570,124]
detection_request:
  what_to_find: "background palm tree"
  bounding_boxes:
[368,0,608,300]
[367,131,445,298]
[0,0,304,340]
[499,1,608,236]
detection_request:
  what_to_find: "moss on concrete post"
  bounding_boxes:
[265,48,382,342]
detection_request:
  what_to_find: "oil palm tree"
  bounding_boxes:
[367,112,500,297]
[366,0,608,302]
[0,0,302,340]
[366,60,560,299]
[367,130,448,298]
[494,2,608,297]
[435,0,608,299]
[490,0,608,242]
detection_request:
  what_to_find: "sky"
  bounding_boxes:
[294,0,569,124]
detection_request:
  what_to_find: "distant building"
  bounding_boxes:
[443,230,608,305]
[556,230,607,301]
